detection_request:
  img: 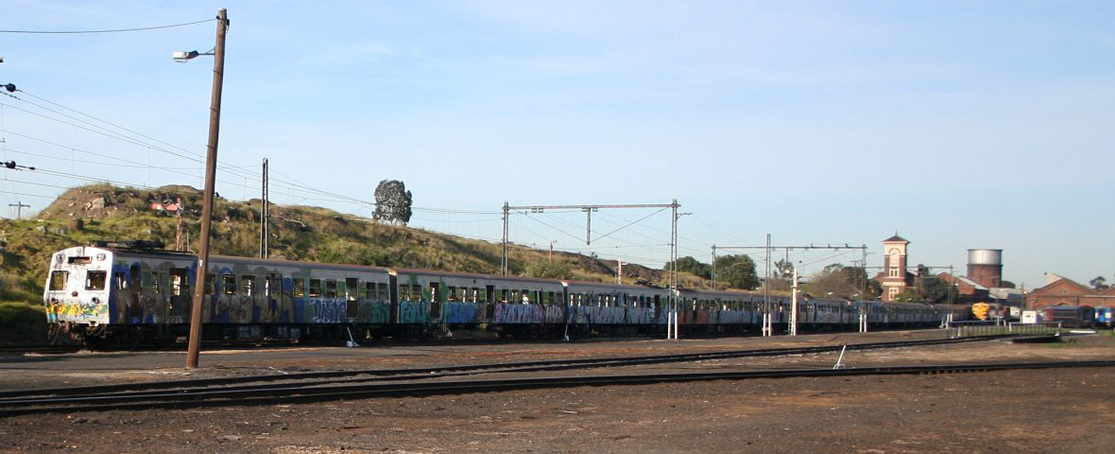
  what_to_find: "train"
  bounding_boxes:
[1039,305,1096,328]
[43,244,971,343]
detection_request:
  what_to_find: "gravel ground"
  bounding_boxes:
[1,331,1114,453]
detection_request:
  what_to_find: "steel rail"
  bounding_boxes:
[1,360,1112,416]
[0,335,1005,401]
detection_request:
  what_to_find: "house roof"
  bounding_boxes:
[957,276,988,291]
[1030,275,1095,297]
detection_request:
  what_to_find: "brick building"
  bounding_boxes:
[873,234,914,301]
[1027,273,1115,309]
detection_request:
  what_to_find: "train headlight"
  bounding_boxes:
[95,253,106,261]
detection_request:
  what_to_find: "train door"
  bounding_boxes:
[653,295,662,322]
[388,273,399,323]
[485,285,496,319]
[168,267,191,322]
[429,282,442,320]
[345,277,359,319]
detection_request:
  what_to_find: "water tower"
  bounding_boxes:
[967,249,1002,288]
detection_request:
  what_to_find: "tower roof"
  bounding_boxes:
[883,232,908,243]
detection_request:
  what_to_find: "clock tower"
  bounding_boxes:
[880,233,911,301]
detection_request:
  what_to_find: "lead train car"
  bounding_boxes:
[44,246,954,343]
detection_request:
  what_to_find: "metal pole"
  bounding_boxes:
[8,201,29,219]
[764,233,771,336]
[791,266,799,336]
[585,207,592,245]
[260,158,268,259]
[186,8,228,369]
[670,199,679,339]
[710,245,716,291]
[501,202,509,276]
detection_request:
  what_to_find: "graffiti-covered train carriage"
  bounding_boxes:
[43,245,968,343]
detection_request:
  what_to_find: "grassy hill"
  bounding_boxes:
[1,184,717,342]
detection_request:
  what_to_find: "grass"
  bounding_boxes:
[0,302,47,344]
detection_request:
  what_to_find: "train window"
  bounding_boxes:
[325,280,337,298]
[129,265,141,290]
[471,288,480,303]
[242,275,256,297]
[398,284,410,301]
[49,271,69,291]
[365,282,374,300]
[309,279,322,298]
[85,270,107,291]
[346,278,359,302]
[377,283,389,301]
[114,274,126,290]
[429,283,440,302]
[447,287,457,302]
[222,275,237,295]
[294,279,305,297]
[206,274,216,295]
[151,272,161,294]
[170,268,189,296]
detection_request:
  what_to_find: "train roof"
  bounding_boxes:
[388,267,564,286]
[65,245,393,274]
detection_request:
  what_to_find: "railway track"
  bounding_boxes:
[0,335,1085,416]
[0,335,1009,401]
[1,360,1111,416]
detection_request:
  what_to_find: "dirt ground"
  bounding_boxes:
[1,331,1114,453]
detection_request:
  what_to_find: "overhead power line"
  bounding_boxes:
[0,18,215,34]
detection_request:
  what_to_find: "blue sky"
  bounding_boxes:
[1,1,1112,290]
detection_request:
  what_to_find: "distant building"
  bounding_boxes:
[966,249,1003,288]
[873,234,1018,305]
[936,273,989,304]
[873,234,914,301]
[1027,273,1115,310]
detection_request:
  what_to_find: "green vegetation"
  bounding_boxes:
[0,302,47,344]
[2,184,741,314]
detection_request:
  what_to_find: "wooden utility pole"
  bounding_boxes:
[186,8,228,369]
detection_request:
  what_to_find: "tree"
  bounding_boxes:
[712,254,760,290]
[663,256,710,279]
[524,261,574,280]
[774,259,795,279]
[920,277,957,304]
[373,180,413,225]
[1091,276,1109,292]
[807,263,879,300]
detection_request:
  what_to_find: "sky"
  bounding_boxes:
[1,1,1112,290]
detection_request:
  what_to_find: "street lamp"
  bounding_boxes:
[181,8,228,369]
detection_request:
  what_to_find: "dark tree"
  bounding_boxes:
[664,256,711,279]
[808,263,879,300]
[774,259,795,279]
[373,180,413,225]
[713,254,760,290]
[1091,276,1109,292]
[920,277,957,304]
